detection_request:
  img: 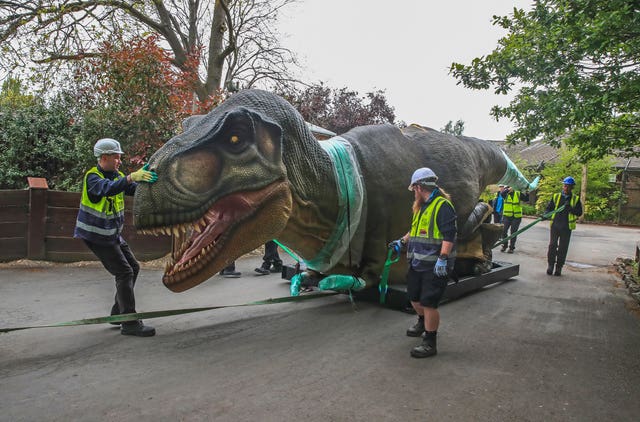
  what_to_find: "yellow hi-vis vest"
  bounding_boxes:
[550,193,579,230]
[502,191,522,218]
[407,196,455,264]
[74,167,126,244]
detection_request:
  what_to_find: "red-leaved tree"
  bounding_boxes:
[278,83,396,135]
[73,34,225,168]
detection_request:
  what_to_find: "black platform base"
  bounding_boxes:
[282,261,520,311]
[357,261,520,311]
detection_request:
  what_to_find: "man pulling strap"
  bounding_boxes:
[545,176,583,276]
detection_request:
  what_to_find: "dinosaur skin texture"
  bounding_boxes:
[134,89,513,293]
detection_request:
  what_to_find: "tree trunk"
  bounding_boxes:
[200,0,227,101]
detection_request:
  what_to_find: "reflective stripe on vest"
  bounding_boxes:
[407,196,455,264]
[74,167,126,243]
[502,191,522,218]
[550,193,579,230]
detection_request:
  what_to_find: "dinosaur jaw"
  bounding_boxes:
[140,180,292,292]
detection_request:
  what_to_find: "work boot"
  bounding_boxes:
[121,320,155,337]
[546,265,554,275]
[406,316,425,337]
[500,244,507,252]
[411,331,437,358]
[507,248,514,254]
[220,268,241,277]
[109,303,121,326]
[270,261,283,273]
[254,266,270,275]
[554,265,562,276]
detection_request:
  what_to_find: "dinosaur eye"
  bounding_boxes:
[222,127,249,154]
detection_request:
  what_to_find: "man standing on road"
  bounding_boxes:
[390,167,457,358]
[74,138,158,337]
[545,176,583,276]
[500,186,529,253]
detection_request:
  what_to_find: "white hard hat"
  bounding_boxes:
[408,167,438,190]
[94,138,124,157]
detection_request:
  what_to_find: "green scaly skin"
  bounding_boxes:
[134,89,523,293]
[134,90,340,292]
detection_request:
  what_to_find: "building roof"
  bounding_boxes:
[494,139,640,171]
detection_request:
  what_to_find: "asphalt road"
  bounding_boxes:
[1,219,639,421]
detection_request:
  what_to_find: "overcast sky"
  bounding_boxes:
[279,0,533,140]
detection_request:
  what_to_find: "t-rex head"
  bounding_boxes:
[134,106,292,292]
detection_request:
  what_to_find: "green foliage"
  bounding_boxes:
[0,35,226,191]
[0,78,35,108]
[441,120,465,135]
[450,0,640,160]
[522,203,537,216]
[0,92,91,190]
[534,148,621,221]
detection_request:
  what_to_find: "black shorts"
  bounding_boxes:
[406,267,448,308]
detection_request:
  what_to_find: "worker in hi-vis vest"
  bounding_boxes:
[74,138,158,337]
[544,176,583,276]
[500,185,529,253]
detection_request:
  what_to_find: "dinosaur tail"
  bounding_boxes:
[496,150,540,192]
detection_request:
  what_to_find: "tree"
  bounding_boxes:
[0,82,90,190]
[441,120,465,135]
[0,78,35,109]
[535,148,621,222]
[278,83,397,134]
[450,0,640,160]
[73,34,224,166]
[0,0,298,101]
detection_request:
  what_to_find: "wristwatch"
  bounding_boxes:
[439,254,448,260]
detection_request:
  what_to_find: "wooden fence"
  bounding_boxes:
[0,178,171,262]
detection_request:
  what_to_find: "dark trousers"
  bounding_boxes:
[547,226,572,268]
[84,240,139,314]
[501,216,522,249]
[262,240,282,266]
[493,213,502,224]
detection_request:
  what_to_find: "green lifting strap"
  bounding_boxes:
[493,205,566,249]
[0,292,340,333]
[305,137,364,272]
[379,245,402,304]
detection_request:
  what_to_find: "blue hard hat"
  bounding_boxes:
[562,176,576,185]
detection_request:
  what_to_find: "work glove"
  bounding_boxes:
[130,164,158,183]
[388,239,404,252]
[434,257,448,277]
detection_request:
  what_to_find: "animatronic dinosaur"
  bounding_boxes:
[133,89,537,293]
